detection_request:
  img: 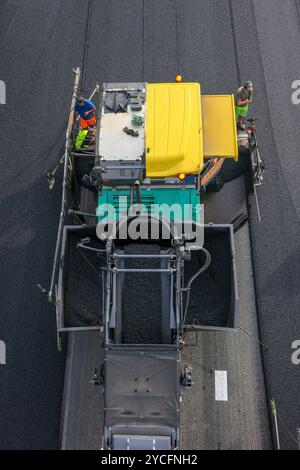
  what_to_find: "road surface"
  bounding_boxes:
[0,0,299,449]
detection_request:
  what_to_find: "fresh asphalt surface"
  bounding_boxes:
[0,0,299,449]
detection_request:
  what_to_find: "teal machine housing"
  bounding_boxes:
[96,185,202,224]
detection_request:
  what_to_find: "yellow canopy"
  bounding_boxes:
[202,94,238,160]
[146,83,203,178]
[145,84,238,179]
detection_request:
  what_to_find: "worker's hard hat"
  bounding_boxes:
[244,81,253,90]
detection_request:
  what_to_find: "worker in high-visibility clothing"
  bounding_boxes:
[75,96,96,129]
[235,81,253,131]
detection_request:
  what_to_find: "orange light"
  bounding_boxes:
[175,74,182,83]
[178,172,186,181]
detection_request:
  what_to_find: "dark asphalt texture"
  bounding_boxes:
[0,0,299,449]
[185,228,232,328]
[64,229,104,328]
[121,244,162,345]
[231,0,300,449]
[0,0,89,449]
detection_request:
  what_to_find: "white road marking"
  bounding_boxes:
[215,370,228,401]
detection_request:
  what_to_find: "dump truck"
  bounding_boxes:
[41,68,263,450]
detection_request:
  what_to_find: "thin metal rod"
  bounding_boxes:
[68,209,98,219]
[175,243,182,336]
[58,326,101,332]
[48,67,81,302]
[237,323,269,350]
[254,184,262,222]
[105,240,113,344]
[113,268,173,273]
[103,165,145,170]
[70,152,95,157]
[114,254,172,259]
[77,243,106,253]
[270,399,281,450]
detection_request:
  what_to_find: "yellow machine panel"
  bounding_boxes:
[146,83,204,178]
[202,95,238,160]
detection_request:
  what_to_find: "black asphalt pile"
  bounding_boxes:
[184,228,232,328]
[64,229,105,327]
[220,154,250,184]
[74,154,95,185]
[120,244,162,344]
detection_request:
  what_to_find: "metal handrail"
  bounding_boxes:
[112,268,174,273]
[48,67,81,302]
[114,254,172,259]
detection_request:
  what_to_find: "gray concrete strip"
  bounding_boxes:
[61,331,103,450]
